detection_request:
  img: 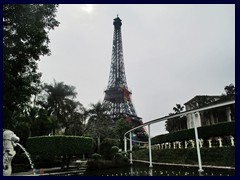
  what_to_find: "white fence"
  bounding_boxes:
[124,100,235,173]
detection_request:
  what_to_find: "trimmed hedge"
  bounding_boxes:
[152,122,235,144]
[100,138,119,160]
[133,147,235,167]
[26,135,94,156]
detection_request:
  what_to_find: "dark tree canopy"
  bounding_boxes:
[3,4,59,129]
[224,84,235,97]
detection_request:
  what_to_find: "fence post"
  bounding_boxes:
[130,132,133,164]
[192,112,204,173]
[124,136,127,152]
[148,124,153,168]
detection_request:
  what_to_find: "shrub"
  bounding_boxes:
[111,146,119,153]
[152,122,235,144]
[133,147,235,167]
[26,135,94,168]
[26,135,94,156]
[132,144,141,151]
[114,152,123,162]
[122,156,129,163]
[100,138,119,160]
[91,153,101,161]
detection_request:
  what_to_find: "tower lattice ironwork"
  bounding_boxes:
[104,16,147,141]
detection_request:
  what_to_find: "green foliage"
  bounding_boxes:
[88,151,130,170]
[127,150,133,154]
[44,80,84,134]
[100,138,119,160]
[152,122,235,144]
[165,104,187,133]
[114,152,123,162]
[132,144,141,151]
[26,135,94,156]
[85,102,113,139]
[133,147,235,167]
[224,84,235,97]
[3,4,59,129]
[114,118,132,149]
[111,146,119,155]
[122,156,129,163]
[91,153,102,161]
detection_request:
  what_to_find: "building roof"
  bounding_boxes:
[184,95,221,106]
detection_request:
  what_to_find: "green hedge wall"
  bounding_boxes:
[133,147,235,167]
[152,122,235,144]
[26,135,94,156]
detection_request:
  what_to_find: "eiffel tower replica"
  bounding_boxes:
[104,16,147,141]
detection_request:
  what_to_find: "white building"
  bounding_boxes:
[184,95,234,129]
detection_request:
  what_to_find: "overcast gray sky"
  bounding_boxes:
[38,4,235,136]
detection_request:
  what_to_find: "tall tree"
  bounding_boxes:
[114,118,132,149]
[44,80,77,134]
[63,99,86,136]
[86,101,113,153]
[3,4,59,129]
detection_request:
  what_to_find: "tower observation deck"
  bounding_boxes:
[104,16,147,141]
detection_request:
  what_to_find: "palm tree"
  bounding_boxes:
[44,80,78,134]
[63,99,86,136]
[166,104,185,133]
[86,101,112,153]
[224,84,235,98]
[173,104,184,114]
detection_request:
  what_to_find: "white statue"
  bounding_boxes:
[218,137,223,147]
[199,139,203,148]
[3,129,20,176]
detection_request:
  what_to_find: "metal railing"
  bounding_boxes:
[124,100,235,172]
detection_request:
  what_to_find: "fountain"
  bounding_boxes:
[3,129,20,176]
[16,143,35,174]
[3,130,35,176]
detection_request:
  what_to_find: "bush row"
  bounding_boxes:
[133,147,235,167]
[26,135,94,156]
[152,122,235,144]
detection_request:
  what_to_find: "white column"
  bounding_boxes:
[192,112,204,173]
[130,132,133,165]
[148,124,153,168]
[226,106,232,122]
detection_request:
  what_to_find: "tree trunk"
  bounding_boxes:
[97,136,101,154]
[66,155,72,169]
[61,155,66,170]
